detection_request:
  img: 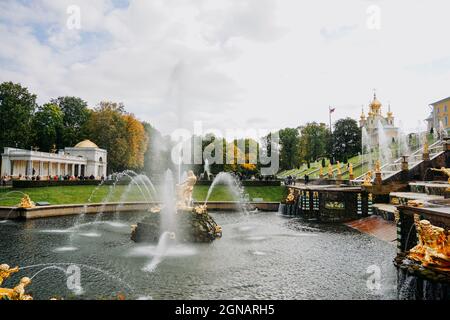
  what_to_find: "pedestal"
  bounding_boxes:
[422,152,430,161]
[319,174,324,179]
[349,174,354,181]
[445,189,450,199]
[375,172,382,185]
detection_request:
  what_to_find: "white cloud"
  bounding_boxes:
[0,0,449,136]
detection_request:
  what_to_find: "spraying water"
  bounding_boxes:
[362,127,372,172]
[204,172,251,214]
[377,121,392,167]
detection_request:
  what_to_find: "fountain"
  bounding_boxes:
[394,200,450,300]
[204,172,253,213]
[362,127,372,172]
[377,121,392,167]
[131,170,222,243]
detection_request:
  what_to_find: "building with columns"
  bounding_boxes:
[1,140,107,179]
[359,93,399,145]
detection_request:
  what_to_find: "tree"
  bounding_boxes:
[299,122,331,163]
[278,128,300,170]
[32,103,64,152]
[51,96,90,147]
[83,102,147,173]
[0,82,37,151]
[123,114,148,170]
[331,118,361,162]
[143,122,169,176]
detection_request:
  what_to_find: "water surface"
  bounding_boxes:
[0,212,397,300]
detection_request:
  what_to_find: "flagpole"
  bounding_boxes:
[329,106,332,133]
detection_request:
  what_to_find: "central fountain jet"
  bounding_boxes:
[131,170,222,243]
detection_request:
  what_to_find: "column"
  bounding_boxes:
[65,163,68,175]
[28,160,32,176]
[1,156,10,176]
[48,161,52,177]
[57,163,61,176]
[39,161,44,176]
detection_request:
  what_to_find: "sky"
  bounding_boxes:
[1,0,450,136]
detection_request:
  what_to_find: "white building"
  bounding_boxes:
[1,140,107,179]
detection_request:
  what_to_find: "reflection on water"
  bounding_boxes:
[0,211,397,300]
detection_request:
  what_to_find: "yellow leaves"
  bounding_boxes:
[123,114,148,169]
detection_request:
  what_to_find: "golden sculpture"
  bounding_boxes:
[375,160,381,174]
[431,167,450,184]
[319,166,324,178]
[408,215,450,271]
[17,194,34,209]
[149,205,161,213]
[176,170,197,209]
[328,163,333,178]
[285,188,295,204]
[194,204,208,215]
[423,138,429,155]
[336,161,342,175]
[348,163,353,176]
[407,200,424,208]
[0,274,33,301]
[362,171,373,187]
[0,264,19,286]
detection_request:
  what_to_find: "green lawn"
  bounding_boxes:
[0,185,285,206]
[277,154,365,179]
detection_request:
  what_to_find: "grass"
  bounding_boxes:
[0,185,285,206]
[277,154,365,179]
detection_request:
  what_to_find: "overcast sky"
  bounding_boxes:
[1,0,449,136]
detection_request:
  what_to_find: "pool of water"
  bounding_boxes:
[0,212,397,300]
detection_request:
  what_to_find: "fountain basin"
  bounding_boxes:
[0,201,279,220]
[131,209,222,243]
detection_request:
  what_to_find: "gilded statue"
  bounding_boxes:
[423,138,429,154]
[363,171,373,187]
[0,277,33,300]
[194,204,208,215]
[319,166,324,177]
[17,194,34,209]
[336,161,342,175]
[0,264,19,286]
[176,170,197,209]
[375,160,381,174]
[348,163,353,176]
[408,215,450,271]
[328,163,333,178]
[431,167,450,184]
[285,188,295,204]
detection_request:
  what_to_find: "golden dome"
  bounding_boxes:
[387,104,393,118]
[369,94,382,113]
[74,139,98,148]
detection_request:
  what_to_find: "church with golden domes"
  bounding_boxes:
[359,93,399,145]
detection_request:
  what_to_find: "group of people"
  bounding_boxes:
[284,175,297,186]
[1,175,11,187]
[197,171,277,182]
[0,173,105,186]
